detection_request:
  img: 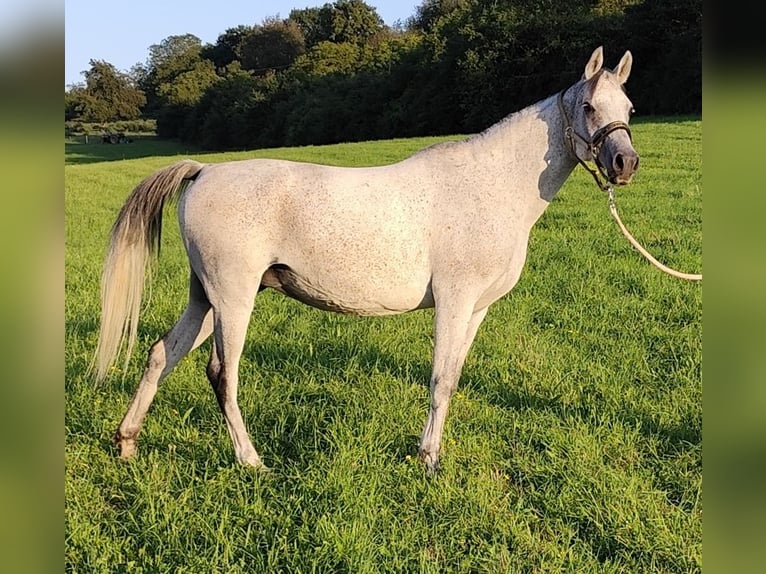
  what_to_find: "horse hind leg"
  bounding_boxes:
[206,282,266,469]
[114,271,213,458]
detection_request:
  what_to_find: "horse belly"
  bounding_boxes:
[261,263,433,316]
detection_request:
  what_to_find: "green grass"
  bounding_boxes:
[65,119,701,573]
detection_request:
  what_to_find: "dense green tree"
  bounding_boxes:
[136,34,222,137]
[358,28,422,72]
[325,0,384,44]
[67,60,145,122]
[623,0,702,113]
[182,62,264,148]
[289,6,325,48]
[290,0,384,46]
[201,25,254,70]
[408,0,469,32]
[85,0,700,149]
[292,41,361,77]
[240,18,306,75]
[140,34,207,115]
[147,34,203,75]
[156,59,218,107]
[65,84,87,121]
[592,0,641,16]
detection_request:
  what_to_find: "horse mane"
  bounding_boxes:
[406,137,467,161]
[467,95,557,146]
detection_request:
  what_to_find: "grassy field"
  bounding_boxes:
[65,118,701,573]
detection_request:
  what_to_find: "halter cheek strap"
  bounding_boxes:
[557,90,632,191]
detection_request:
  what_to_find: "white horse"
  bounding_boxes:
[96,47,638,472]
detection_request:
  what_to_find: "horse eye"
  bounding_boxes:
[582,102,594,113]
[630,107,636,116]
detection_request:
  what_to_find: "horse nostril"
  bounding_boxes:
[614,152,639,175]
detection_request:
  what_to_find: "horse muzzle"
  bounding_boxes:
[608,148,639,185]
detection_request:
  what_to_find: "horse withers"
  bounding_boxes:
[95,47,639,472]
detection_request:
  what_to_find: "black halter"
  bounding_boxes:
[557,90,632,191]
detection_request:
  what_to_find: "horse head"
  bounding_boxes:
[564,46,639,186]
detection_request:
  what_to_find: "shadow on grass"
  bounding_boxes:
[65,135,200,165]
[87,311,698,469]
[461,362,701,456]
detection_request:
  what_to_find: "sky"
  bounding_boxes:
[65,0,421,87]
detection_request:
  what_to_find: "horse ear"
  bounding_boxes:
[583,46,604,80]
[613,50,633,84]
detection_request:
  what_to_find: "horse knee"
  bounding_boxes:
[431,377,457,405]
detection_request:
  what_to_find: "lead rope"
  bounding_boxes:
[606,187,702,281]
[557,91,702,282]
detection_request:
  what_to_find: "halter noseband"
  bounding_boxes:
[557,90,632,191]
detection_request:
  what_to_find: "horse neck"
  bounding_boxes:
[470,93,577,209]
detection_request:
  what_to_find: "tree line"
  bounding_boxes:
[65,0,701,150]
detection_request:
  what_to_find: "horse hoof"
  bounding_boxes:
[237,453,269,472]
[247,460,271,473]
[115,436,137,459]
[419,450,441,475]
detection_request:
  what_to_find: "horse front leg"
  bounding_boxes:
[419,304,489,473]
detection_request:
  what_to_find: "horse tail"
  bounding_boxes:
[94,159,205,382]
